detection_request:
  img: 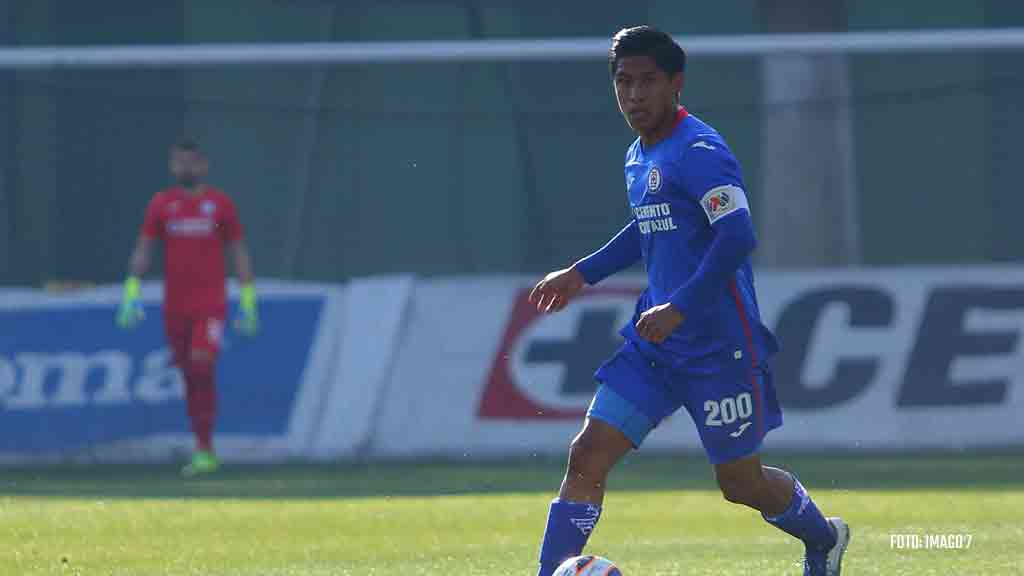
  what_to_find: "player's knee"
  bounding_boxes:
[567,432,611,480]
[188,349,215,379]
[716,471,760,507]
[191,348,213,364]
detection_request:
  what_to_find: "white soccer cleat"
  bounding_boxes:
[825,517,850,575]
[803,517,850,576]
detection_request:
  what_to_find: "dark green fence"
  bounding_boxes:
[1,1,1022,285]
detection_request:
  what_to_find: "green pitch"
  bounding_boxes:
[2,452,1022,575]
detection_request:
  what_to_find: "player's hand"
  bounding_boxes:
[528,266,586,313]
[235,310,259,336]
[115,276,145,329]
[635,303,685,344]
[116,300,145,329]
[234,283,259,337]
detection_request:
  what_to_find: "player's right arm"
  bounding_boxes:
[575,219,642,284]
[529,219,642,313]
[127,236,154,278]
[117,195,162,328]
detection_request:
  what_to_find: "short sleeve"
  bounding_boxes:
[218,194,244,242]
[679,138,751,227]
[140,194,163,239]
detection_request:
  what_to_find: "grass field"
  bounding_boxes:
[2,452,1022,575]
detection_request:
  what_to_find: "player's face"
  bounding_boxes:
[613,56,681,135]
[169,148,208,188]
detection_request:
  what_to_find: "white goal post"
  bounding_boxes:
[0,28,1023,69]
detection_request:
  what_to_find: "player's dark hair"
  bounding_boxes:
[608,25,686,78]
[173,137,201,153]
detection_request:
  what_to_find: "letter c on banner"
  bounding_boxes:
[773,286,893,410]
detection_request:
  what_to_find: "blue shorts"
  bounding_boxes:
[587,341,783,464]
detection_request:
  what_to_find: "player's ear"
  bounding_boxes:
[672,72,684,96]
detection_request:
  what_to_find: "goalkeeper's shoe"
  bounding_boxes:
[804,518,850,576]
[181,451,220,478]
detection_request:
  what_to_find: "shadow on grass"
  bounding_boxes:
[0,451,1021,500]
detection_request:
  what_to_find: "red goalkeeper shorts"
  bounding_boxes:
[164,310,226,367]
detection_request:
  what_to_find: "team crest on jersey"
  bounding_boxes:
[200,200,216,216]
[647,166,662,193]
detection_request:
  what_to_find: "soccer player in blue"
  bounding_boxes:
[528,26,850,575]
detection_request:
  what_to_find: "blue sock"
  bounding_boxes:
[763,476,837,553]
[537,499,602,576]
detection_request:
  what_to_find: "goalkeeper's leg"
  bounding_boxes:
[182,316,224,477]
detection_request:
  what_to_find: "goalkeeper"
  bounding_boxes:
[117,138,259,477]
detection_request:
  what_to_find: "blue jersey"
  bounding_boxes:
[578,108,779,374]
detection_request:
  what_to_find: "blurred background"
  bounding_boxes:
[2,0,1023,287]
[2,3,1023,573]
[2,0,1024,460]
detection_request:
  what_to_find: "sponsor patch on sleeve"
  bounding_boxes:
[700,185,749,225]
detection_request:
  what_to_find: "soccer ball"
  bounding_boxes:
[553,555,622,576]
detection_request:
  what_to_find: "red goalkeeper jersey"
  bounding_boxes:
[141,186,243,315]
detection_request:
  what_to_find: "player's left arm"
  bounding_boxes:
[636,144,756,343]
[221,195,259,336]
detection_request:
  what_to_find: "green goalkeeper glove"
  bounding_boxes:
[235,283,259,336]
[116,276,145,329]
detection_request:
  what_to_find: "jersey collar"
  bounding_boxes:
[639,106,689,155]
[673,105,689,128]
[171,184,207,198]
